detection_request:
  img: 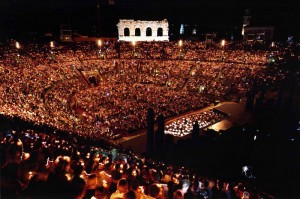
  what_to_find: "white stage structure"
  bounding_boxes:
[117,19,169,42]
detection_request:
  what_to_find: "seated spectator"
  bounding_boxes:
[86,173,98,198]
[110,178,129,199]
[94,186,109,199]
[46,158,70,198]
[148,184,161,199]
[130,179,148,199]
[69,177,86,199]
[124,190,137,199]
[173,189,184,199]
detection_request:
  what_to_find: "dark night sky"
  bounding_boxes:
[1,0,300,40]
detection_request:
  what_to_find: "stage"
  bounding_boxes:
[117,100,253,153]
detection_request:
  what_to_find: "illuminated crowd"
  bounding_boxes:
[0,40,288,140]
[0,39,292,199]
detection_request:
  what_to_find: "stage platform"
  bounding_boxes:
[117,100,253,153]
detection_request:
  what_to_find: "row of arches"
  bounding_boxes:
[124,27,163,37]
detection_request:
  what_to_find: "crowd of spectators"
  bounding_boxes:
[1,125,270,199]
[0,40,291,198]
[0,40,289,141]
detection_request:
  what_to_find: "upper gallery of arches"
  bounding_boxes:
[117,19,169,42]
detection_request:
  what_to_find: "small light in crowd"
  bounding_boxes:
[63,156,70,162]
[65,173,71,181]
[271,42,275,47]
[17,140,22,146]
[97,40,102,47]
[221,40,226,47]
[81,161,85,166]
[178,40,183,47]
[173,178,179,184]
[132,40,136,46]
[91,196,97,199]
[24,153,30,160]
[50,41,55,48]
[132,170,137,176]
[28,171,33,180]
[199,85,205,93]
[254,135,257,140]
[103,180,108,188]
[15,42,21,49]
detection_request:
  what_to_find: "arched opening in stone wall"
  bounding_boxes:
[157,28,163,36]
[146,27,152,36]
[135,28,141,36]
[124,28,130,36]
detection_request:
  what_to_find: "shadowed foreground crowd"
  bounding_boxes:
[1,128,270,199]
